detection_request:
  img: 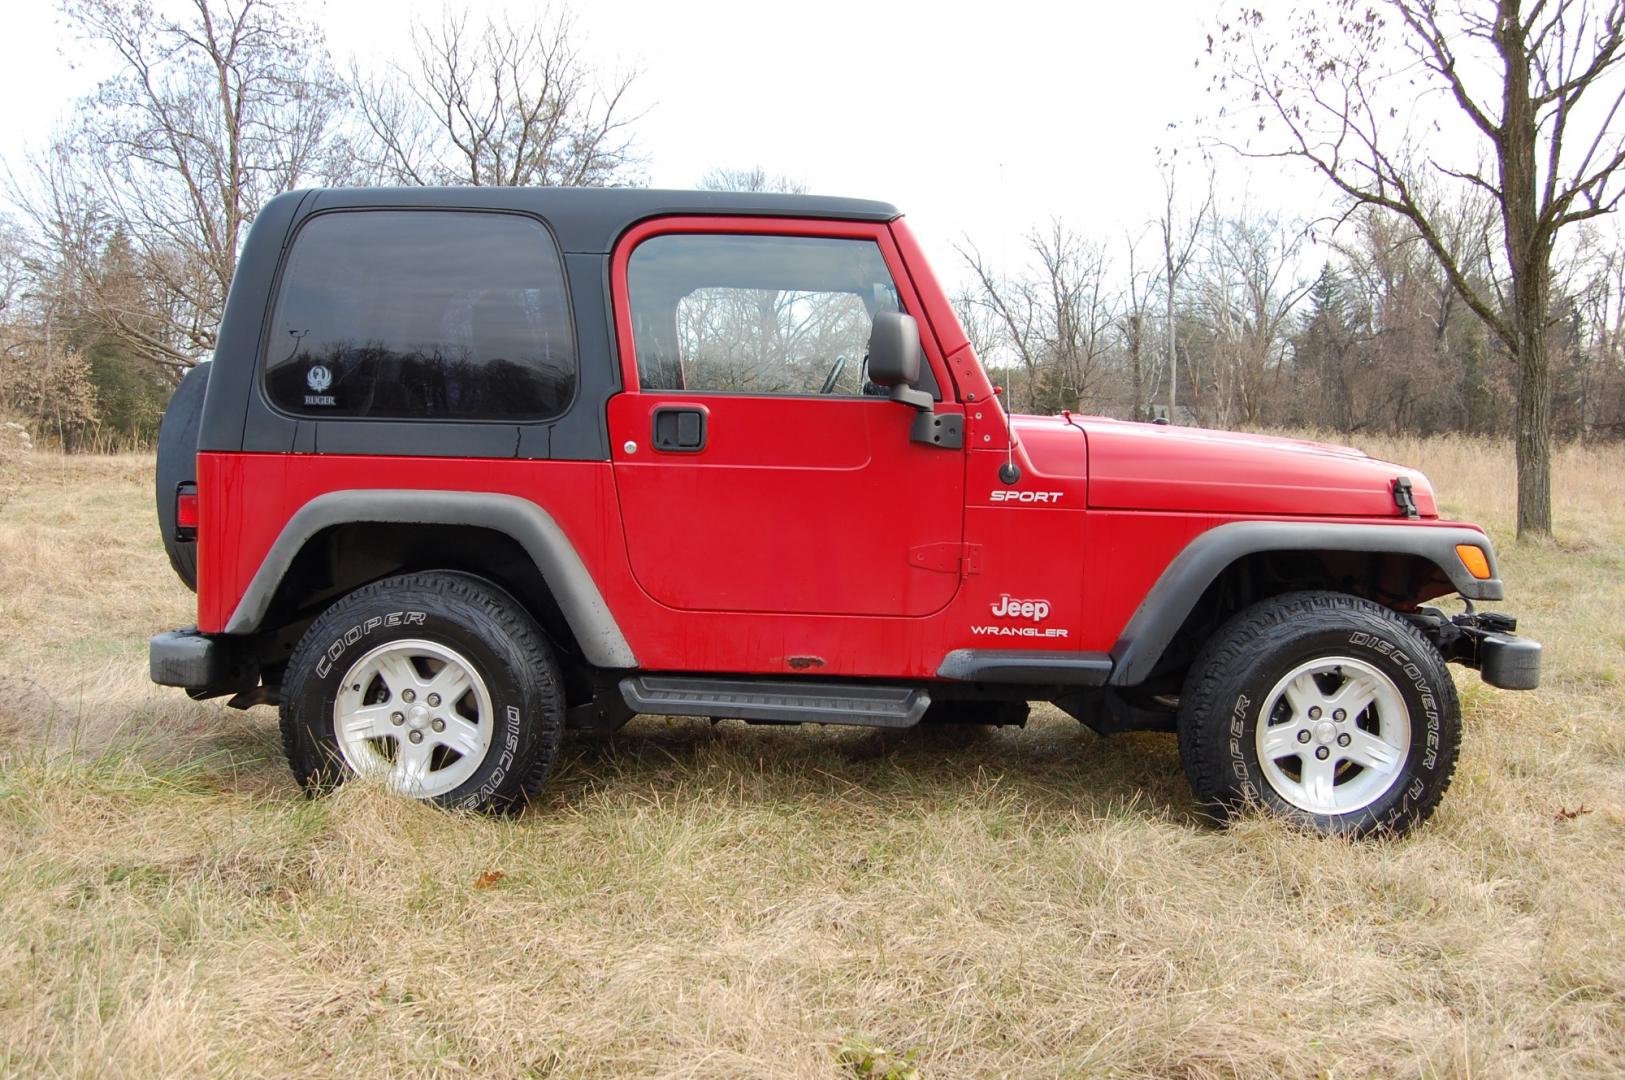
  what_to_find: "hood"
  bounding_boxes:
[1011,415,1437,518]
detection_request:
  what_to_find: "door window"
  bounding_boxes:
[627,234,917,397]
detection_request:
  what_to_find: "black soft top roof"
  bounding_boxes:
[296,187,902,254]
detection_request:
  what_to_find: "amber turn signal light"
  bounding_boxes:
[1455,544,1491,580]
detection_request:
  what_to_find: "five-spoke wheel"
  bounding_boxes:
[1254,657,1410,815]
[332,639,494,798]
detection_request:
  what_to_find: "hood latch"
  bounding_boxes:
[1392,476,1419,518]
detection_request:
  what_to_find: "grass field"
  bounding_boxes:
[1,437,1622,1078]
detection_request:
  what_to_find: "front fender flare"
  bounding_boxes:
[1107,521,1502,687]
[223,489,636,669]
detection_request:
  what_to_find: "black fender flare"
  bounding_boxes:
[223,489,636,669]
[1107,521,1503,687]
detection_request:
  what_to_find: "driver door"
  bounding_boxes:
[605,220,966,618]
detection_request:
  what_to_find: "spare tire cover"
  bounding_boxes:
[155,361,211,592]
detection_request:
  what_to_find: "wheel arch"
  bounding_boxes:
[1108,521,1502,688]
[225,490,636,670]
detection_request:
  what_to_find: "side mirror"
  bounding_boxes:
[866,312,922,388]
[865,311,961,449]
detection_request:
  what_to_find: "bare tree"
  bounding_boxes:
[952,287,1006,376]
[698,167,806,194]
[1158,161,1214,423]
[958,240,1043,411]
[1211,0,1625,538]
[1193,210,1312,426]
[11,0,348,371]
[962,222,1118,412]
[1121,228,1159,420]
[1573,232,1625,433]
[1033,222,1118,411]
[958,223,1118,413]
[351,5,641,188]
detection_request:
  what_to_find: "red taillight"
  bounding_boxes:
[175,483,199,539]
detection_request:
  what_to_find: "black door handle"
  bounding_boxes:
[651,406,706,452]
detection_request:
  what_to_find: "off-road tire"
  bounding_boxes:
[1177,590,1460,838]
[280,571,565,812]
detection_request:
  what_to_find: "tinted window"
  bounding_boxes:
[628,234,904,396]
[265,211,575,420]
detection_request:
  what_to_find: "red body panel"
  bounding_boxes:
[1079,418,1440,518]
[192,210,1479,681]
[606,393,967,617]
[604,215,967,620]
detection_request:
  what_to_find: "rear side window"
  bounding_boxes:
[264,210,575,421]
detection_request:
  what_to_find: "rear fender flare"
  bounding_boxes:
[1108,521,1503,687]
[223,489,636,669]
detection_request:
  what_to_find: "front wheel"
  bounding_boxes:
[1177,591,1461,838]
[280,572,565,812]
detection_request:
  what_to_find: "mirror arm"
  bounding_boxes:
[890,385,963,449]
[889,384,935,411]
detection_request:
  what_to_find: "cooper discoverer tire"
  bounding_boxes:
[1177,590,1461,838]
[280,571,565,812]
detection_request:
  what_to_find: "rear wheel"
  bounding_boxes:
[280,572,564,812]
[1177,591,1460,837]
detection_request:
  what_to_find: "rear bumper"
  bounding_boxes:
[150,626,257,695]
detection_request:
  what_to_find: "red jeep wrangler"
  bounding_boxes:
[150,188,1540,836]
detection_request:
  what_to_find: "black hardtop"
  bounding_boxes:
[295,186,903,253]
[201,186,900,458]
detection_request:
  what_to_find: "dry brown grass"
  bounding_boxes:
[0,441,1622,1079]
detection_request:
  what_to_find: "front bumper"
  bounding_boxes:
[1412,608,1541,690]
[150,626,258,696]
[1475,631,1542,690]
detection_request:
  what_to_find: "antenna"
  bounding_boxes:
[994,386,1021,485]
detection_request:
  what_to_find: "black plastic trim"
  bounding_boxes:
[1479,633,1542,690]
[1108,521,1506,687]
[620,674,930,728]
[910,410,963,449]
[150,626,257,692]
[223,489,636,668]
[651,406,707,452]
[937,649,1114,685]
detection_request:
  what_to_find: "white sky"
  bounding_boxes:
[3,0,1320,289]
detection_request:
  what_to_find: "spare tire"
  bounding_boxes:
[155,361,211,591]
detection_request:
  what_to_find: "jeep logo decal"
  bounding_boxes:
[990,594,1051,621]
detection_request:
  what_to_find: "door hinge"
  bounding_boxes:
[909,542,983,576]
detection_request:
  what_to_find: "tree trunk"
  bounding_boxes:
[1129,312,1144,420]
[1513,292,1554,537]
[1166,269,1177,422]
[1497,0,1553,538]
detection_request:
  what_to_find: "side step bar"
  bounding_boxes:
[619,675,930,729]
